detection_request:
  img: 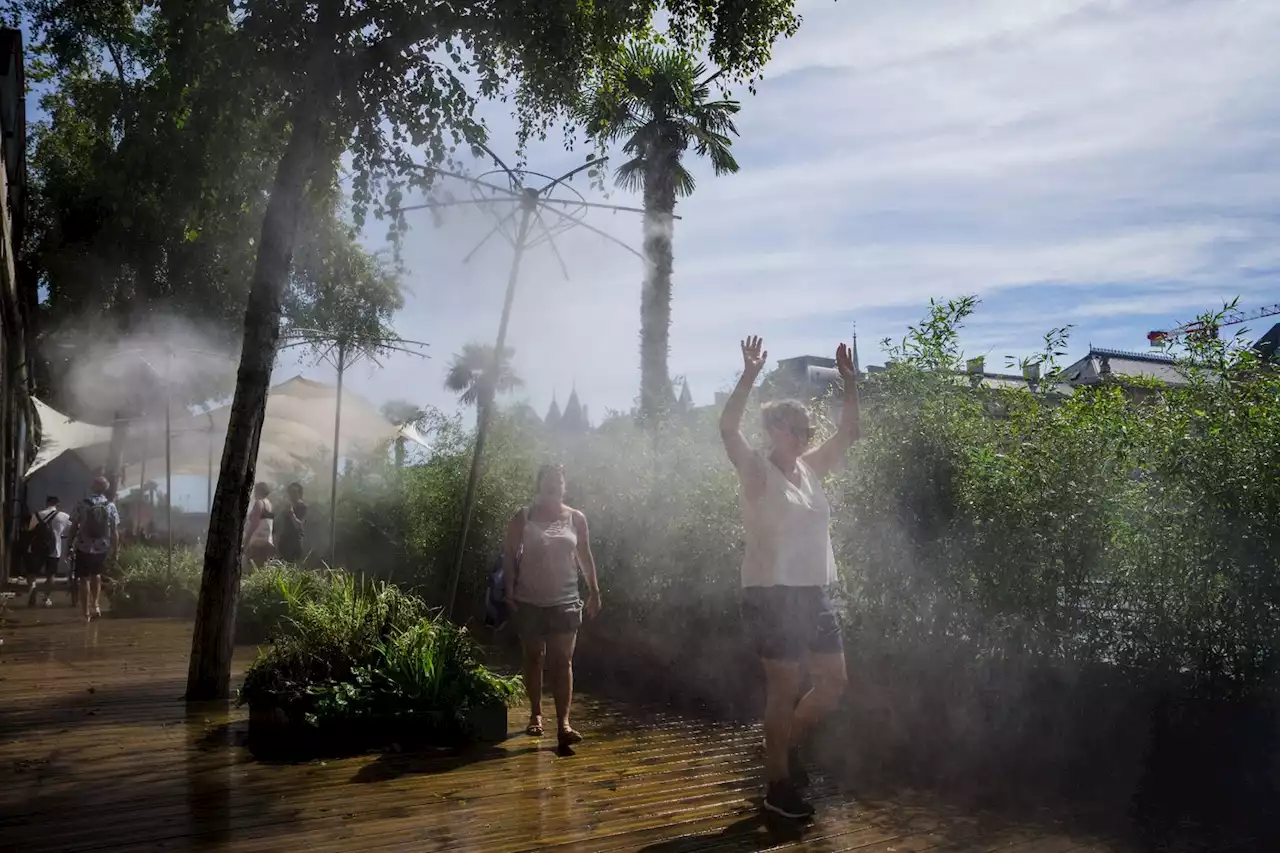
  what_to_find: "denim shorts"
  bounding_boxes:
[741,585,844,661]
[513,600,583,642]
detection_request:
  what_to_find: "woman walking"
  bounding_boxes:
[242,482,276,569]
[719,335,860,820]
[502,463,601,751]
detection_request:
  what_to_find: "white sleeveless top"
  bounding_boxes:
[514,507,580,607]
[739,452,837,588]
[245,499,273,546]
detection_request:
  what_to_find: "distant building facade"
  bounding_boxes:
[544,388,592,438]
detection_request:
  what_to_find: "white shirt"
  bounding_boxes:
[35,507,71,559]
[739,452,837,588]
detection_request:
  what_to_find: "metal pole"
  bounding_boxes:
[165,352,173,580]
[445,191,536,620]
[137,457,145,536]
[329,339,346,564]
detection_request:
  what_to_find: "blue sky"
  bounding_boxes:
[271,0,1280,422]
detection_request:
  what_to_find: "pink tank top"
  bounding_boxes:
[514,507,580,607]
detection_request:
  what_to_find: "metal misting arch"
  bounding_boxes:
[394,143,666,619]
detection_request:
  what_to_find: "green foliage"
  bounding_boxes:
[111,546,333,640]
[282,203,407,361]
[12,0,402,415]
[109,544,203,617]
[238,562,339,642]
[238,573,522,736]
[327,296,1280,698]
[580,43,742,198]
[833,298,1280,693]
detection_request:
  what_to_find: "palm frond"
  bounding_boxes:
[613,156,648,194]
[672,164,696,198]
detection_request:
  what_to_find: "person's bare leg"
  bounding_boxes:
[89,575,103,616]
[791,652,848,746]
[761,658,805,783]
[547,631,578,734]
[79,577,91,621]
[522,638,546,731]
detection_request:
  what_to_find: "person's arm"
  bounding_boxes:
[719,336,768,498]
[802,342,862,477]
[243,499,261,546]
[109,505,121,555]
[502,509,524,610]
[68,506,81,557]
[574,510,601,618]
[27,513,38,532]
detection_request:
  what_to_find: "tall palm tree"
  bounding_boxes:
[581,44,741,423]
[444,343,523,415]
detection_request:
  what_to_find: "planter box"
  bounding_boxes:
[245,700,511,755]
[465,702,509,743]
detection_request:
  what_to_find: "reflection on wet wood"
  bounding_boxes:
[0,610,1128,852]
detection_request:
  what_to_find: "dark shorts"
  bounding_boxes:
[514,600,583,642]
[74,551,107,577]
[276,539,303,562]
[42,557,60,579]
[741,585,844,661]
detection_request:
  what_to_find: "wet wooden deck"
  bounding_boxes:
[0,608,1131,852]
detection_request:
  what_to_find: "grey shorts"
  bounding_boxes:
[741,585,844,661]
[514,600,583,642]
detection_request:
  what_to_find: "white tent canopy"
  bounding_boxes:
[27,398,115,477]
[27,375,426,484]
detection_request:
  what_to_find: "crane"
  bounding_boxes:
[1147,302,1280,348]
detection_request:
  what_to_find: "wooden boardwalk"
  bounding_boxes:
[0,608,1130,852]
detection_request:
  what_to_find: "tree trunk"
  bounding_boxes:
[185,83,328,701]
[638,150,678,424]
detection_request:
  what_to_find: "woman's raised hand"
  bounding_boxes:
[741,335,768,374]
[836,342,856,380]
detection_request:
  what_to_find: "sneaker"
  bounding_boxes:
[42,596,53,608]
[763,780,815,820]
[788,746,810,788]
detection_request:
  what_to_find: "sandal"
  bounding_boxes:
[557,727,583,748]
[525,716,544,737]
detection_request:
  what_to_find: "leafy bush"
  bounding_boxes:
[238,561,338,642]
[320,297,1280,699]
[109,545,203,617]
[238,572,522,742]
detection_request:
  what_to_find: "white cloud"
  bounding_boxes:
[293,0,1280,418]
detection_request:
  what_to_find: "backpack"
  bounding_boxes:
[30,511,58,557]
[484,549,521,629]
[83,499,111,541]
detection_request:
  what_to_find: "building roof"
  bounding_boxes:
[1253,322,1280,361]
[1060,347,1185,386]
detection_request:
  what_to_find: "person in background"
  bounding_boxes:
[275,482,308,563]
[68,476,120,623]
[719,335,860,821]
[242,482,275,569]
[26,495,71,608]
[502,463,601,751]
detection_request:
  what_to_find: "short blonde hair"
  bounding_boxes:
[761,399,811,433]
